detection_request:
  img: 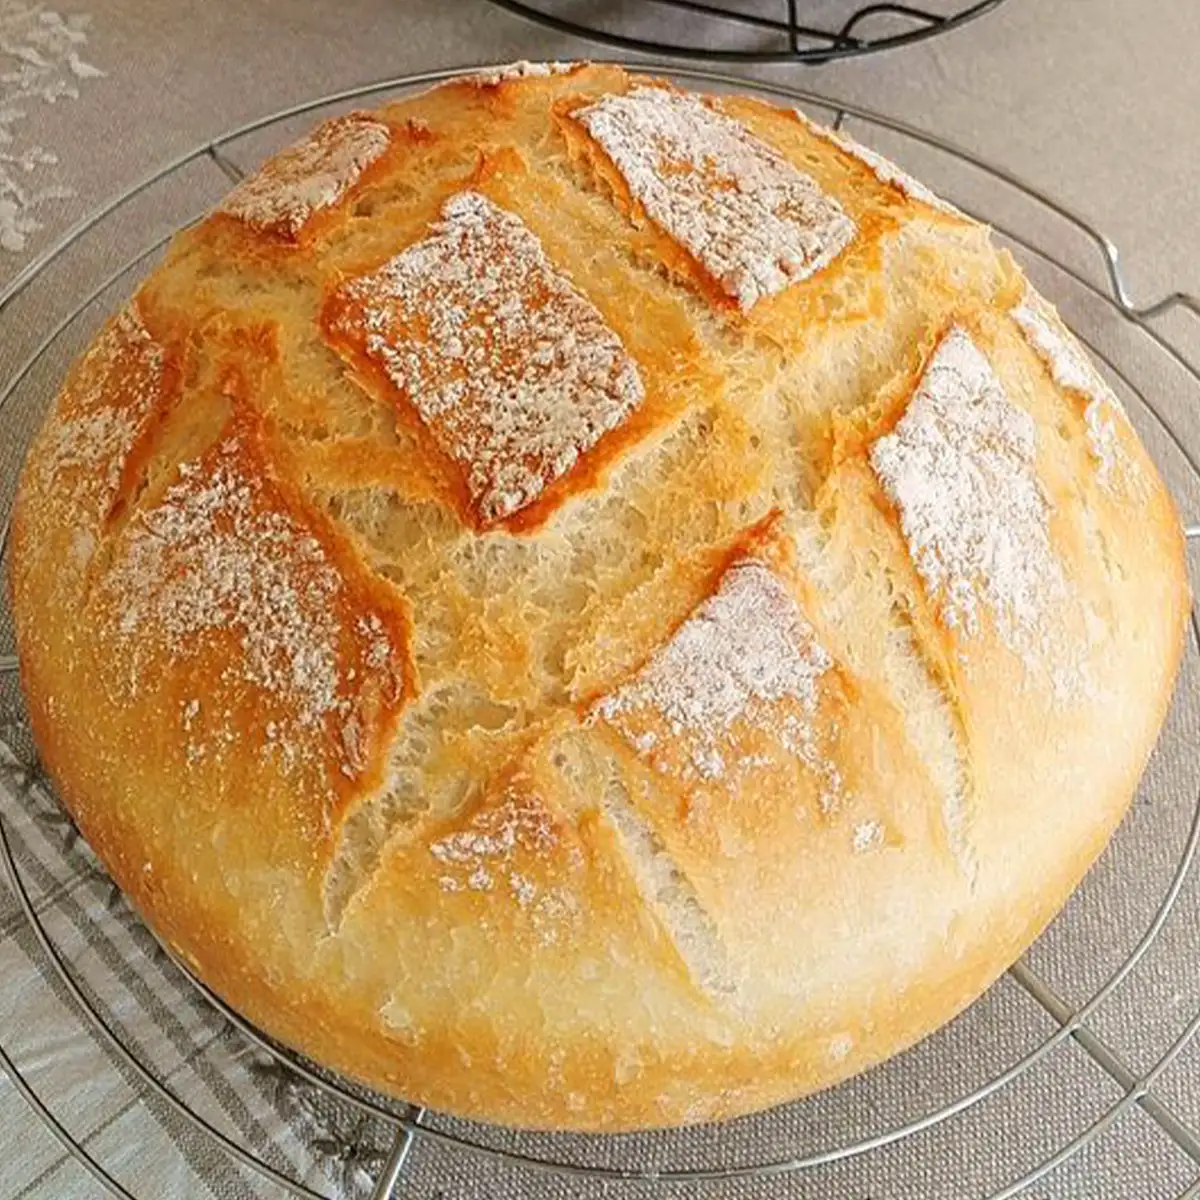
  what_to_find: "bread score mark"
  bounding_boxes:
[17,299,179,589]
[322,680,521,929]
[91,413,412,821]
[1009,284,1135,491]
[219,111,396,241]
[791,107,964,219]
[869,325,1067,659]
[322,190,647,528]
[569,86,856,311]
[598,766,736,997]
[592,556,844,809]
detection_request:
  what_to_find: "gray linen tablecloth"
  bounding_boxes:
[1,1,1199,1196]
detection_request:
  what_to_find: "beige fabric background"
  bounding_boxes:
[0,1,1198,1196]
[5,0,1200,306]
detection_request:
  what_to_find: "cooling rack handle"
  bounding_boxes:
[1095,234,1200,325]
[1127,291,1200,324]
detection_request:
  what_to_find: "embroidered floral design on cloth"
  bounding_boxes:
[0,3,103,254]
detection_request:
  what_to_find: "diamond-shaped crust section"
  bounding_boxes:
[10,300,182,621]
[572,87,856,311]
[869,326,1063,650]
[220,112,393,241]
[593,557,839,798]
[323,190,646,526]
[20,302,170,544]
[91,416,411,811]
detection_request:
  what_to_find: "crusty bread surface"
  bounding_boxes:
[8,63,1189,1131]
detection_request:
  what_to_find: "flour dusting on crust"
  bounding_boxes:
[852,820,884,852]
[25,301,168,583]
[575,87,855,310]
[327,190,645,524]
[468,61,578,86]
[35,303,164,516]
[430,789,580,942]
[793,108,962,217]
[220,112,392,239]
[595,559,838,790]
[1011,285,1130,488]
[870,327,1064,651]
[97,434,405,786]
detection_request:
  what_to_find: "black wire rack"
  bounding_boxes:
[484,0,1008,63]
[1,62,1200,1200]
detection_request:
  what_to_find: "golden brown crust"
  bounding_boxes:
[7,64,1190,1132]
[553,83,897,347]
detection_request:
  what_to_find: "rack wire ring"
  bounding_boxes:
[0,62,1199,1199]
[484,0,1008,64]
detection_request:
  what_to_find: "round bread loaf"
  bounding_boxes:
[8,63,1189,1131]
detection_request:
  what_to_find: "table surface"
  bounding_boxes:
[1,1,1199,1197]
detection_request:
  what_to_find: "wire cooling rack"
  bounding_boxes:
[0,64,1199,1200]
[483,0,1008,63]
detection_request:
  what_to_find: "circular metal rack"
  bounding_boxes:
[1,64,1199,1200]
[484,0,1008,64]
